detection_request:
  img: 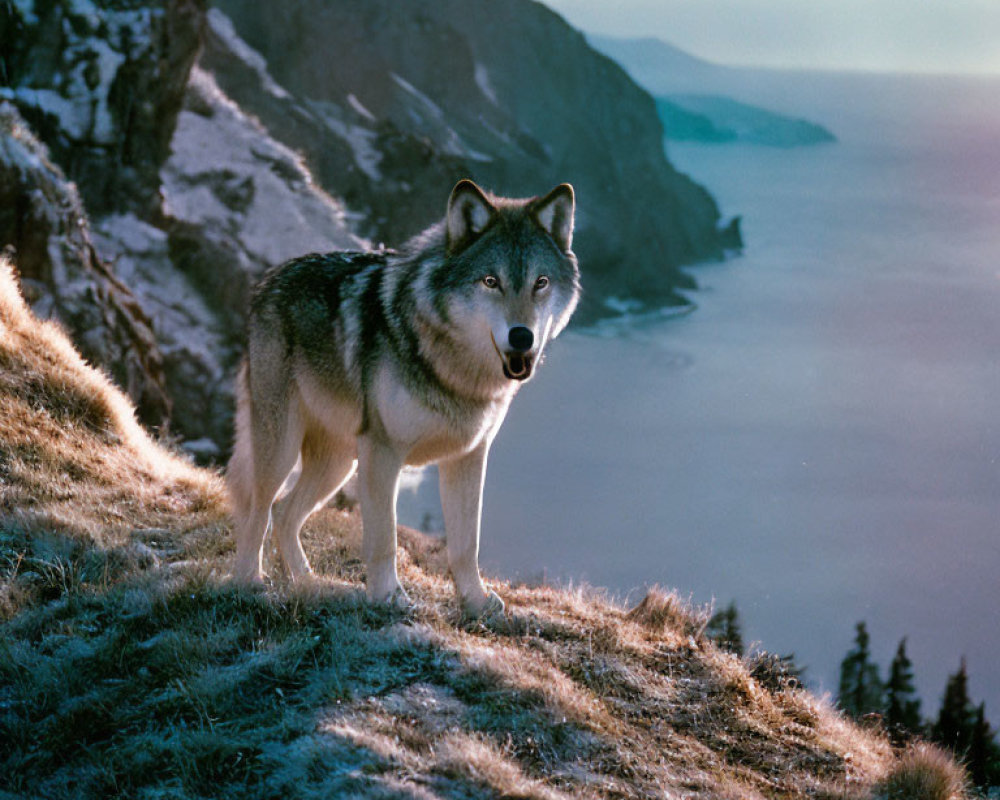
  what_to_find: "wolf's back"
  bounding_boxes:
[249,251,386,323]
[248,251,388,356]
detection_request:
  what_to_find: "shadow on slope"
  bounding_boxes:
[0,261,965,799]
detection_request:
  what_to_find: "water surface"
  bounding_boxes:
[402,70,1000,713]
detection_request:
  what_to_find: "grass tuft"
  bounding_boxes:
[878,742,969,800]
[625,585,709,640]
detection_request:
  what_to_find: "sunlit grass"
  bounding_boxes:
[0,257,971,798]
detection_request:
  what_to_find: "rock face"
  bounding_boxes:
[2,0,205,218]
[1,0,362,455]
[1,0,734,456]
[1,0,210,438]
[208,0,731,316]
[0,103,171,429]
[162,66,363,338]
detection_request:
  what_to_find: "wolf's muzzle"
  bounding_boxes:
[491,330,535,381]
[502,326,535,380]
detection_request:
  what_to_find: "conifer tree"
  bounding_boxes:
[969,702,990,788]
[966,701,1000,790]
[885,637,921,743]
[837,621,884,720]
[707,601,744,657]
[932,658,974,755]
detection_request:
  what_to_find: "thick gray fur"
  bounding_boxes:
[228,180,580,616]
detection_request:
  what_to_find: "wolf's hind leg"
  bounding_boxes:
[271,430,356,580]
[356,435,406,602]
[231,394,305,584]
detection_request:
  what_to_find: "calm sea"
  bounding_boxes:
[400,70,1000,715]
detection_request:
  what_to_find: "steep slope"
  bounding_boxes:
[0,265,966,799]
[0,102,172,429]
[0,254,225,607]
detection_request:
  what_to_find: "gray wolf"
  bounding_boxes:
[228,180,580,616]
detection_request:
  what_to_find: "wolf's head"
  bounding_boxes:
[434,179,580,386]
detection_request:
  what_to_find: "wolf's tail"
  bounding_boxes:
[226,360,254,523]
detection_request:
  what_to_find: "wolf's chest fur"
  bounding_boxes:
[370,362,515,466]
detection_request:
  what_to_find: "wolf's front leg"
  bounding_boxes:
[357,435,407,603]
[439,442,504,617]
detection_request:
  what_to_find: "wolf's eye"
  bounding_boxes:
[482,275,500,289]
[534,276,550,292]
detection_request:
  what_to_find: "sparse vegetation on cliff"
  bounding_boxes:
[0,261,970,798]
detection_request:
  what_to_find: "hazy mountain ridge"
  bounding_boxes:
[587,34,730,93]
[589,34,837,146]
[657,95,836,147]
[1,0,734,457]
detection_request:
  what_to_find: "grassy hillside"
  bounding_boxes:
[0,256,968,798]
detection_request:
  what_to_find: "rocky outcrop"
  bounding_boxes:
[0,102,171,428]
[2,0,736,456]
[2,0,361,456]
[2,0,210,442]
[207,0,732,316]
[2,0,205,217]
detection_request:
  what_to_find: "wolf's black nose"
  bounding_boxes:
[508,326,534,353]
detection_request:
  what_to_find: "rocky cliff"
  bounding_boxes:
[208,0,732,308]
[0,102,172,429]
[1,0,734,457]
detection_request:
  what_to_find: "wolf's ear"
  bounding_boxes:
[531,183,575,252]
[446,179,495,254]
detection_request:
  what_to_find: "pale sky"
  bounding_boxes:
[540,0,1000,75]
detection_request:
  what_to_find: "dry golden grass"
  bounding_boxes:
[0,260,971,799]
[0,255,226,617]
[0,256,222,519]
[878,742,969,800]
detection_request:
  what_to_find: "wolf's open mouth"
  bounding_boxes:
[490,331,535,381]
[503,353,534,381]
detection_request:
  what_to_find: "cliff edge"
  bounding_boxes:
[0,263,966,799]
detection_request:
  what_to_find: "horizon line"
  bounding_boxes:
[586,31,1000,81]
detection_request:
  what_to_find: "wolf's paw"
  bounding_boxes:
[462,589,506,623]
[230,569,267,589]
[286,566,316,584]
[389,587,417,612]
[369,586,416,614]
